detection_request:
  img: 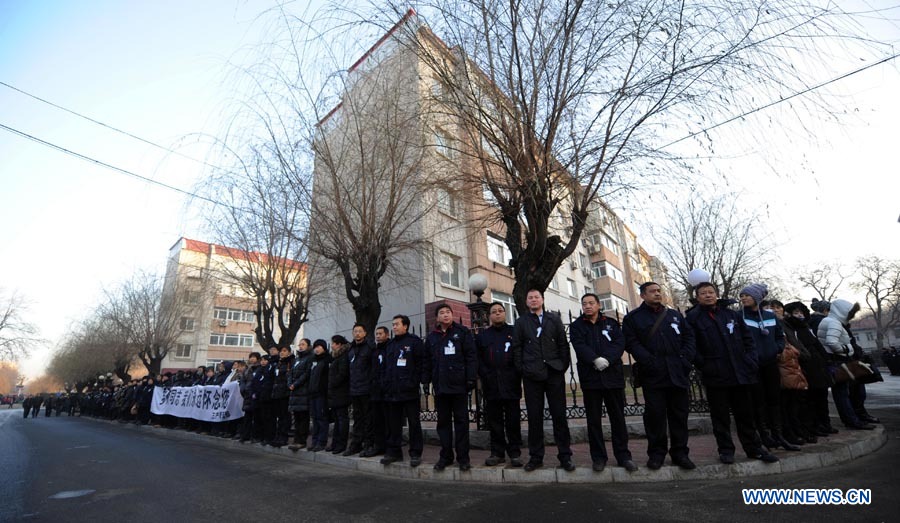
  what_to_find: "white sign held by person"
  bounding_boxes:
[151,381,244,422]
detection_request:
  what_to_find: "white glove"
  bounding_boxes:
[593,357,609,371]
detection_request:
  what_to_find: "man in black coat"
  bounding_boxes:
[511,288,574,472]
[22,396,32,419]
[327,335,351,454]
[381,315,426,467]
[623,282,697,470]
[345,324,374,456]
[360,326,390,458]
[571,293,637,473]
[271,346,294,447]
[288,339,314,450]
[685,282,778,464]
[477,302,523,468]
[424,303,478,472]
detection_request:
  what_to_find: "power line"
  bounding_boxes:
[659,50,900,150]
[0,80,223,171]
[0,121,223,207]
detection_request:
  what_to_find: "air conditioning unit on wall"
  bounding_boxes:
[582,268,592,279]
[218,319,228,328]
[569,260,578,270]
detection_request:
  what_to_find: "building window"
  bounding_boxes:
[549,276,559,291]
[433,131,455,159]
[598,293,630,316]
[213,308,255,323]
[179,317,195,332]
[184,290,200,305]
[437,188,459,217]
[210,333,255,347]
[579,253,589,271]
[630,255,641,272]
[439,252,462,288]
[491,291,519,325]
[174,344,192,359]
[590,261,624,284]
[486,234,511,265]
[567,278,577,297]
[584,286,592,297]
[865,332,874,342]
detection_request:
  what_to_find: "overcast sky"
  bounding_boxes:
[1,1,898,379]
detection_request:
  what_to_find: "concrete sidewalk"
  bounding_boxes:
[85,415,887,484]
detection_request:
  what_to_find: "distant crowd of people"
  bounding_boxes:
[35,281,884,473]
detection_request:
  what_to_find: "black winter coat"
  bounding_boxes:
[328,347,351,408]
[288,351,314,412]
[250,363,274,403]
[570,314,626,390]
[272,355,294,400]
[685,305,757,387]
[308,352,331,399]
[348,340,374,396]
[741,307,785,366]
[623,303,696,389]
[370,341,389,401]
[424,322,478,396]
[511,310,570,382]
[383,332,426,402]
[784,316,832,389]
[476,324,521,401]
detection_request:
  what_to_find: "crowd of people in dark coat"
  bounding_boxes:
[34,281,886,475]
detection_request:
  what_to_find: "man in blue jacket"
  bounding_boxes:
[571,293,637,472]
[424,303,478,472]
[476,302,523,468]
[623,282,696,470]
[687,282,778,464]
[740,283,797,451]
[381,315,427,467]
[511,288,574,472]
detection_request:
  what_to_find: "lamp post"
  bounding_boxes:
[466,273,491,430]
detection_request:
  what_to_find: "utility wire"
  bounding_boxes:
[0,121,223,207]
[659,50,900,150]
[0,80,223,171]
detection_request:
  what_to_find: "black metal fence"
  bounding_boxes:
[409,310,709,428]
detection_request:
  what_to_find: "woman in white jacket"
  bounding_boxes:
[816,300,874,430]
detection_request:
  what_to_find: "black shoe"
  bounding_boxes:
[270,441,284,448]
[524,461,543,472]
[646,458,664,470]
[509,457,523,468]
[783,433,805,446]
[433,459,451,471]
[458,462,471,472]
[484,455,506,467]
[380,455,400,465]
[775,434,802,451]
[592,461,606,472]
[826,426,839,434]
[409,456,422,468]
[621,460,638,472]
[342,447,361,457]
[672,456,696,470]
[324,446,333,452]
[559,459,576,472]
[359,448,375,458]
[759,431,778,449]
[332,447,346,455]
[860,415,880,424]
[750,450,779,463]
[847,423,876,430]
[719,454,735,465]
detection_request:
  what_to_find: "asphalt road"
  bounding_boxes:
[2,378,899,522]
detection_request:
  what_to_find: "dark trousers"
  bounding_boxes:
[523,369,571,463]
[831,382,862,427]
[370,400,388,451]
[642,386,688,461]
[330,405,350,450]
[485,398,522,459]
[386,399,423,459]
[849,381,870,418]
[350,395,371,450]
[292,410,310,445]
[23,407,30,418]
[706,384,762,457]
[435,393,470,464]
[809,387,832,429]
[310,396,329,447]
[780,389,804,438]
[752,361,782,434]
[255,401,275,442]
[583,388,632,464]
[240,409,255,440]
[273,397,291,443]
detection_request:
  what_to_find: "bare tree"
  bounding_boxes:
[0,361,18,395]
[853,256,900,351]
[342,0,884,312]
[47,319,122,391]
[102,272,186,376]
[0,289,42,361]
[656,193,775,301]
[797,263,848,302]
